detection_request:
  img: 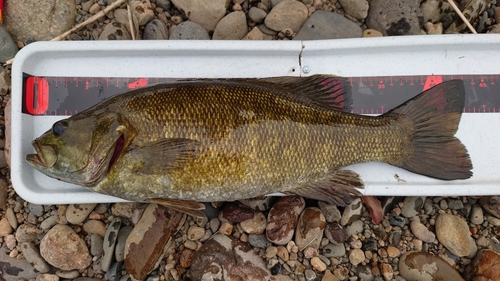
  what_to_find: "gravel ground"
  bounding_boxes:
[1,0,500,281]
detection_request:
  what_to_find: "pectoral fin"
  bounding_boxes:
[127,138,199,174]
[289,169,364,206]
[148,198,206,218]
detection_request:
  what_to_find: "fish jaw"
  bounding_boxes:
[26,140,57,168]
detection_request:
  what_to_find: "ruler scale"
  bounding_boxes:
[22,74,500,116]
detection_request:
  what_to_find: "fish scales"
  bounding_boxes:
[97,81,406,201]
[26,76,472,212]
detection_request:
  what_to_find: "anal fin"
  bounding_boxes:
[289,170,364,206]
[148,198,206,218]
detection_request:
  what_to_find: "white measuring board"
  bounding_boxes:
[10,35,500,204]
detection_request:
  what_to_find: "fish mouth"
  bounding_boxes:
[26,140,56,168]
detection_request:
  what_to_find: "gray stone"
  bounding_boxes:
[213,11,248,40]
[107,262,123,281]
[90,233,104,256]
[28,203,45,217]
[156,0,171,10]
[265,0,308,33]
[143,19,169,40]
[20,242,50,273]
[102,218,122,271]
[41,215,59,230]
[66,203,97,225]
[318,201,342,223]
[98,22,132,40]
[169,21,210,40]
[258,24,279,36]
[15,224,40,243]
[294,11,362,40]
[249,234,272,249]
[339,0,369,20]
[129,0,155,26]
[420,0,454,28]
[115,226,133,262]
[470,204,484,225]
[171,0,229,32]
[0,244,38,280]
[479,196,500,219]
[401,196,426,218]
[410,218,435,243]
[4,0,76,42]
[322,243,346,258]
[55,270,80,279]
[249,7,267,23]
[399,251,465,281]
[366,0,422,36]
[239,196,276,211]
[346,219,364,237]
[0,26,18,63]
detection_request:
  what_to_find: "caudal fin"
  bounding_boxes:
[388,80,472,180]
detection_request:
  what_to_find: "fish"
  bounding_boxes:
[26,75,473,217]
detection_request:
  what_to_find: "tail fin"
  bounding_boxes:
[387,80,472,180]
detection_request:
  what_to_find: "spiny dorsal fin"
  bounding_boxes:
[258,75,352,112]
[148,198,207,218]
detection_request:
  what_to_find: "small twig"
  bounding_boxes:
[394,174,406,183]
[4,0,127,65]
[127,4,136,40]
[446,0,477,34]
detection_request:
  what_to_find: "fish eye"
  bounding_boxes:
[52,121,68,136]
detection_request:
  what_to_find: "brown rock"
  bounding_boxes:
[240,212,267,234]
[479,196,500,219]
[295,207,326,250]
[190,234,271,280]
[219,202,254,223]
[435,214,471,257]
[324,222,346,245]
[0,177,7,210]
[40,224,92,271]
[387,246,400,258]
[82,220,106,237]
[265,0,308,33]
[124,204,185,281]
[380,263,393,281]
[15,224,40,243]
[111,202,139,219]
[266,196,305,245]
[0,217,12,236]
[179,248,196,268]
[465,249,500,281]
[399,251,465,281]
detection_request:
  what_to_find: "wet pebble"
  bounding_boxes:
[190,234,271,280]
[339,0,369,20]
[265,0,308,33]
[401,196,426,218]
[465,249,500,281]
[324,222,346,245]
[66,203,97,225]
[399,251,465,281]
[55,270,80,279]
[143,19,169,40]
[249,234,272,249]
[341,198,363,226]
[40,224,92,271]
[213,11,248,40]
[115,226,133,262]
[249,7,267,23]
[83,219,106,237]
[266,195,305,245]
[41,215,59,230]
[171,0,227,32]
[90,233,104,256]
[435,213,471,257]
[219,202,254,223]
[102,218,122,271]
[169,21,211,40]
[21,242,50,273]
[323,243,346,258]
[479,196,500,219]
[362,237,377,251]
[410,218,435,243]
[295,207,325,250]
[240,212,267,234]
[470,204,484,225]
[366,0,422,35]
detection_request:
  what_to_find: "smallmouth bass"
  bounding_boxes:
[26,75,472,216]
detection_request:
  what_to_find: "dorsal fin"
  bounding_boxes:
[258,75,352,112]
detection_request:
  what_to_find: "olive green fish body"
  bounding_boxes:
[26,76,472,209]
